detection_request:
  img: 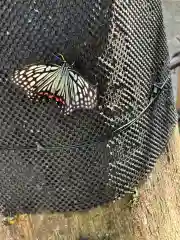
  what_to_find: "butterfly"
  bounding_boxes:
[12,54,97,113]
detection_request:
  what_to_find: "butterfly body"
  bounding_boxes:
[12,54,97,114]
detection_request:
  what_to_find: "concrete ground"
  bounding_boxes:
[162,0,180,98]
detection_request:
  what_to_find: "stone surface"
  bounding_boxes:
[162,0,180,97]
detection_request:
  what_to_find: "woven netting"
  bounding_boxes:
[0,0,177,214]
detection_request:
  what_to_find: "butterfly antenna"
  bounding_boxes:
[52,53,66,62]
[58,53,66,62]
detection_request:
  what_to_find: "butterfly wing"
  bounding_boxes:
[13,64,62,96]
[64,69,97,111]
[12,63,97,112]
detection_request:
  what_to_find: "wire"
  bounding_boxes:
[113,76,169,134]
[0,76,170,152]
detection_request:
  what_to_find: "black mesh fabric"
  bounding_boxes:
[0,0,177,214]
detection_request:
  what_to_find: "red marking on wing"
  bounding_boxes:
[38,92,66,104]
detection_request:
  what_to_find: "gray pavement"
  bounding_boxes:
[162,0,180,98]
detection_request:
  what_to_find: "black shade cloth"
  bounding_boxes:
[0,0,177,215]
